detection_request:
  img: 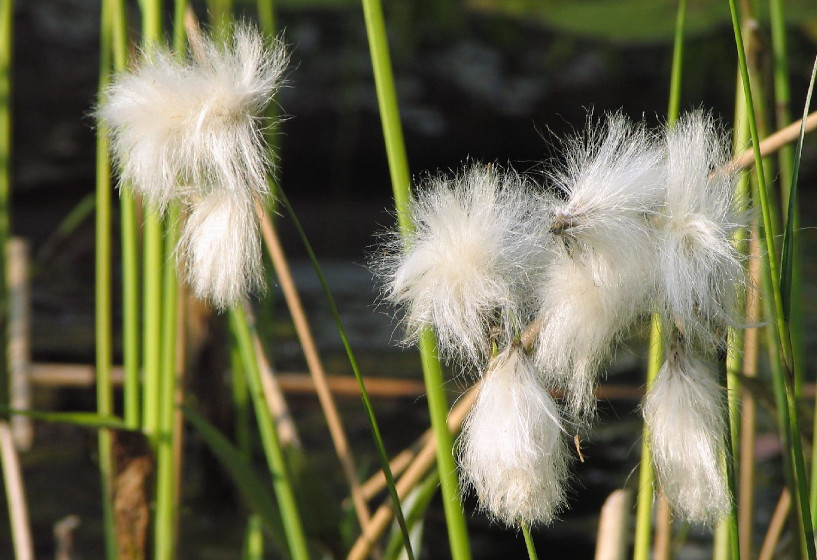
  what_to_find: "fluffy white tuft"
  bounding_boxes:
[96,23,287,211]
[96,45,200,210]
[459,347,569,527]
[659,112,746,347]
[533,113,663,420]
[546,112,665,262]
[379,163,543,366]
[643,343,731,526]
[178,189,264,310]
[534,247,652,421]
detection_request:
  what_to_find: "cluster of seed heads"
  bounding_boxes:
[378,112,747,527]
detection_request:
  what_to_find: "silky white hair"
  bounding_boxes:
[378,163,544,367]
[178,188,264,310]
[534,248,652,421]
[643,343,731,526]
[659,112,746,348]
[459,347,569,527]
[534,113,663,420]
[96,22,287,211]
[97,23,287,309]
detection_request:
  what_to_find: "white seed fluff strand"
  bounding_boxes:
[459,347,569,527]
[380,163,543,367]
[534,113,664,420]
[660,111,746,348]
[643,343,731,526]
[96,22,288,211]
[178,189,264,310]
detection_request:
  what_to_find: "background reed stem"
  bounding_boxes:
[359,1,472,557]
[229,306,310,560]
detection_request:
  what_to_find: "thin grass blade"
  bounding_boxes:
[780,56,817,323]
[274,185,415,560]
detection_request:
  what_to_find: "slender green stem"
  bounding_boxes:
[667,0,686,124]
[154,203,180,560]
[257,0,275,37]
[728,2,816,558]
[242,514,265,560]
[154,6,187,557]
[768,0,803,397]
[633,316,662,560]
[359,0,471,557]
[522,524,539,560]
[96,3,119,558]
[0,0,12,414]
[229,306,310,560]
[141,0,164,439]
[118,0,140,431]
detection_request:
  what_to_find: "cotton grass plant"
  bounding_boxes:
[2,0,817,558]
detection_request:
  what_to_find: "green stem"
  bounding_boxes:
[728,2,816,558]
[154,202,180,560]
[667,0,687,124]
[96,3,119,558]
[0,0,11,414]
[154,5,187,556]
[229,306,310,560]
[257,0,275,37]
[359,0,471,557]
[633,316,662,560]
[522,524,539,560]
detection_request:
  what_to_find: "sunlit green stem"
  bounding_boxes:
[359,0,471,557]
[229,306,310,560]
[633,316,662,560]
[96,3,119,557]
[522,524,539,560]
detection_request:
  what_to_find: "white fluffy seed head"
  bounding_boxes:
[534,247,652,422]
[377,163,544,367]
[184,23,288,196]
[178,188,264,310]
[459,347,569,527]
[643,343,731,526]
[547,112,666,263]
[96,46,200,210]
[659,112,746,348]
[96,23,287,211]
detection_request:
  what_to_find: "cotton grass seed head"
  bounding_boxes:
[643,342,731,526]
[96,22,287,210]
[178,188,264,310]
[534,246,651,422]
[378,163,543,366]
[546,112,665,263]
[659,112,746,347]
[459,346,569,527]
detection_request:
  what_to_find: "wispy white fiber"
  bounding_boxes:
[178,188,264,310]
[379,163,543,366]
[643,343,730,526]
[534,248,650,421]
[659,112,746,347]
[459,347,569,527]
[97,22,288,211]
[533,113,663,420]
[546,112,666,263]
